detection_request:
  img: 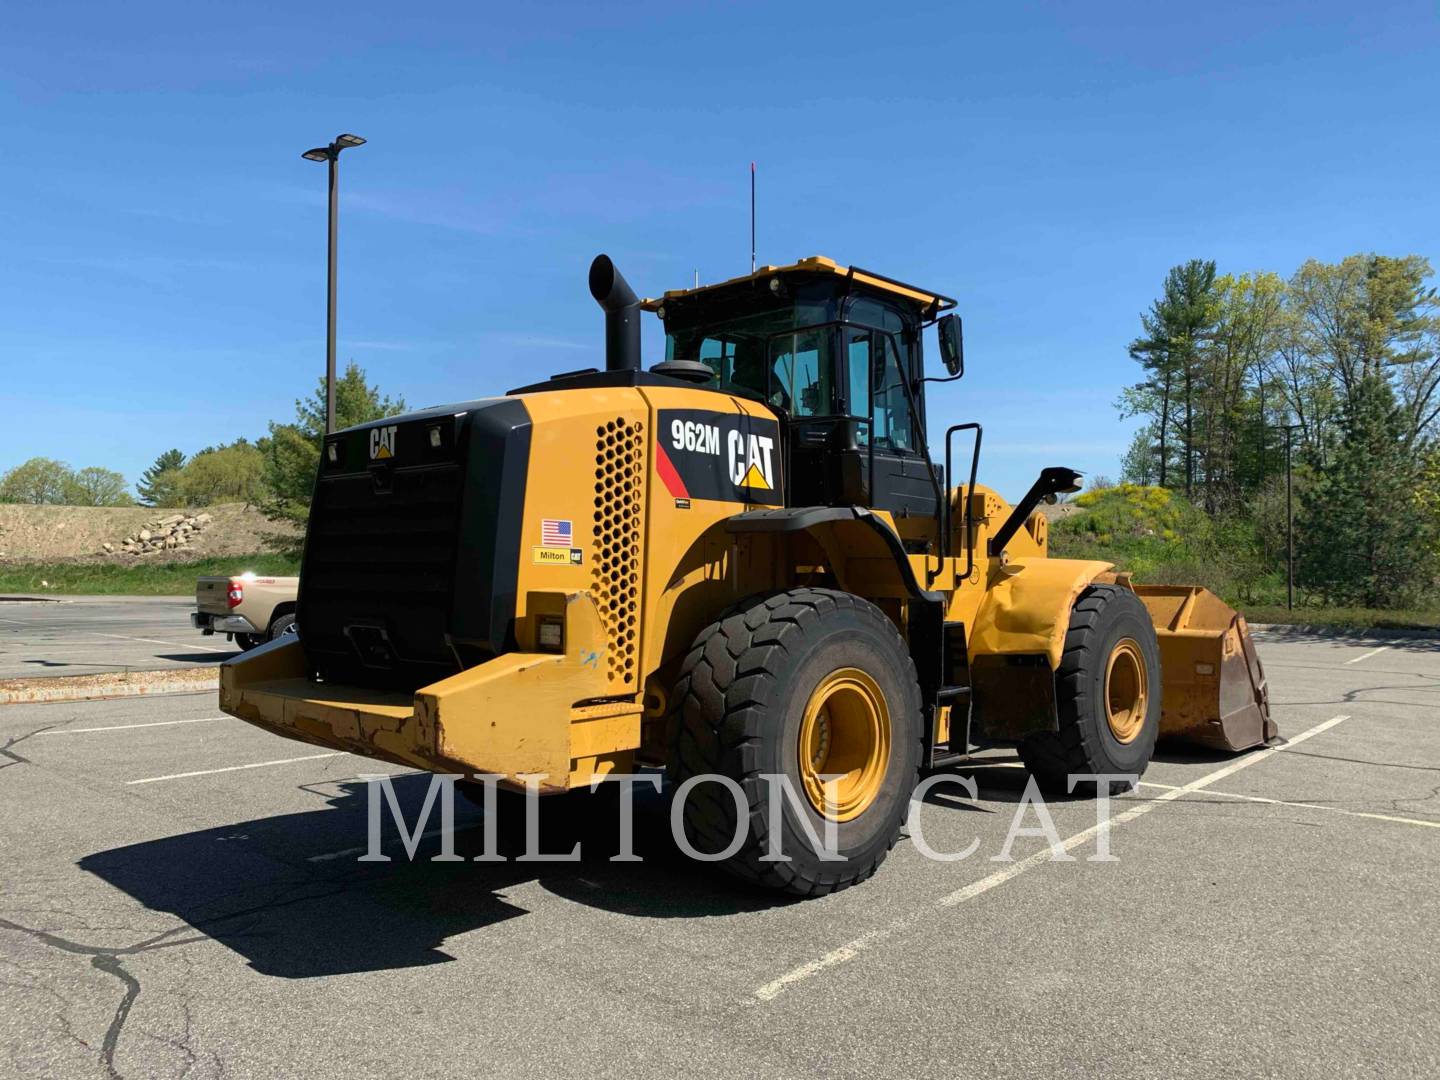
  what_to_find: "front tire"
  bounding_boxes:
[669,588,924,896]
[1020,585,1161,794]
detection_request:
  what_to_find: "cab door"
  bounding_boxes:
[839,327,939,518]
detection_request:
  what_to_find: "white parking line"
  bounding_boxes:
[1344,645,1390,665]
[308,822,485,862]
[1138,781,1440,829]
[37,717,224,736]
[126,752,344,785]
[0,641,126,648]
[752,714,1351,1002]
[97,633,227,654]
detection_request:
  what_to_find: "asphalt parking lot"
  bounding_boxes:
[1,630,1436,1079]
[0,597,234,679]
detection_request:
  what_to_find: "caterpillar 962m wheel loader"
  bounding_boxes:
[221,253,1274,895]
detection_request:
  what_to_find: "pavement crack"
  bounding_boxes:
[91,954,140,1080]
[0,723,58,768]
[1389,781,1440,817]
[139,999,200,1079]
[0,918,202,1080]
[1277,748,1440,774]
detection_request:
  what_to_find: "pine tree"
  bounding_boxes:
[137,449,186,507]
[1122,260,1219,493]
[261,362,406,544]
[1297,374,1436,607]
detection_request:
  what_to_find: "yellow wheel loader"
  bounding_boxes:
[221,254,1274,895]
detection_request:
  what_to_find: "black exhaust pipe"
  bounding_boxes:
[588,254,641,373]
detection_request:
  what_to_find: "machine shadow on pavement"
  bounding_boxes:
[79,774,790,980]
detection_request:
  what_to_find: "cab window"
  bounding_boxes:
[843,328,916,452]
[845,328,871,425]
[768,329,833,415]
[845,296,906,335]
[873,334,916,451]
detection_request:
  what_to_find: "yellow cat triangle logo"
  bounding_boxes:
[374,444,392,459]
[739,463,770,490]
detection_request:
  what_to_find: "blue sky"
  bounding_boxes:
[2,1,1436,500]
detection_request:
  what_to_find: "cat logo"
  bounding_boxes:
[369,425,398,461]
[728,430,775,490]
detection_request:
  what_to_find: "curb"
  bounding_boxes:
[0,668,220,705]
[1250,622,1440,641]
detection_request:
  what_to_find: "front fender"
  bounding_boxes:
[969,558,1113,669]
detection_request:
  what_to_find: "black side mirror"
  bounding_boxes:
[937,314,964,378]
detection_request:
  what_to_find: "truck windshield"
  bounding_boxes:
[665,306,837,415]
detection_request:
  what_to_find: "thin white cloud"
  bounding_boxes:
[482,333,590,351]
[344,340,433,352]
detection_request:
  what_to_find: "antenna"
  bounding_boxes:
[694,269,699,288]
[750,161,756,273]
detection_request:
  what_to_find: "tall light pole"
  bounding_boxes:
[302,133,366,434]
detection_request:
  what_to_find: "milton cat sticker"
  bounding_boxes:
[655,409,784,506]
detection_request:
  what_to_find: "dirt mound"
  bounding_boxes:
[1040,502,1086,522]
[0,503,298,564]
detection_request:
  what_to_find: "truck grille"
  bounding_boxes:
[301,463,463,688]
[297,399,532,692]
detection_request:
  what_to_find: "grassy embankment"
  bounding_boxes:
[0,555,300,596]
[1049,484,1440,631]
[7,486,1434,630]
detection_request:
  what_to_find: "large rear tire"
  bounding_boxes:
[669,588,924,896]
[1019,584,1161,794]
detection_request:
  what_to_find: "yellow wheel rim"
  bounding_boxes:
[1104,638,1148,744]
[797,667,891,822]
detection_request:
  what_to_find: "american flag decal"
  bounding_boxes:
[541,518,572,546]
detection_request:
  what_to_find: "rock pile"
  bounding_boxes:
[102,512,214,556]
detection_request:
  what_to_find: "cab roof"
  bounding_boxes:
[640,256,956,315]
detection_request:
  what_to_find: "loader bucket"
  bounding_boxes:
[1130,585,1277,752]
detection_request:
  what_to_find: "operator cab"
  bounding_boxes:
[645,257,959,520]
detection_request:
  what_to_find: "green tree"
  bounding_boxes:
[62,466,134,507]
[1203,272,1288,505]
[1119,425,1160,485]
[137,449,186,507]
[1297,374,1436,607]
[1290,254,1440,442]
[1121,259,1220,494]
[262,363,406,536]
[177,441,266,506]
[0,457,73,504]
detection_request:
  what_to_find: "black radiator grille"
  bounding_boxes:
[296,398,532,693]
[301,462,463,688]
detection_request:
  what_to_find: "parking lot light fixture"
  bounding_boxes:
[302,133,367,433]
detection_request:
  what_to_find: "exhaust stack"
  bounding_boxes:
[588,254,641,373]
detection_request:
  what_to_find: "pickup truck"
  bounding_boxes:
[192,573,299,650]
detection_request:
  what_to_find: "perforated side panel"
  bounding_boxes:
[591,417,644,687]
